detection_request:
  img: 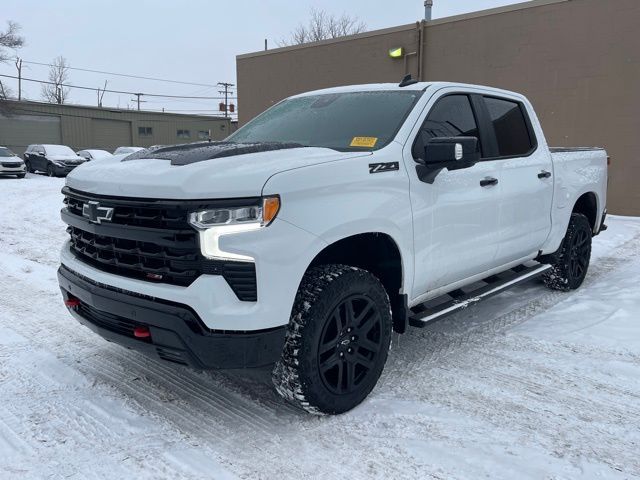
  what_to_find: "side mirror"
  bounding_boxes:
[416,136,480,184]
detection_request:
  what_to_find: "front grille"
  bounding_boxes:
[68,226,201,286]
[62,187,258,300]
[65,194,187,229]
[1,162,22,168]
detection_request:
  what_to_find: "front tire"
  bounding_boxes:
[543,213,592,291]
[17,173,25,179]
[24,160,33,173]
[47,164,56,177]
[272,264,392,415]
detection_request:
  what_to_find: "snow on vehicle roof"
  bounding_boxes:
[292,81,527,101]
[83,149,112,156]
[292,82,433,98]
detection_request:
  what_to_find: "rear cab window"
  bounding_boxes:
[483,96,536,158]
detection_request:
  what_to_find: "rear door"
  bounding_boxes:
[405,90,502,299]
[478,95,553,263]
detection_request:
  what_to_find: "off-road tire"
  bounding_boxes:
[543,213,592,291]
[272,264,392,415]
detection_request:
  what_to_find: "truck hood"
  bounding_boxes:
[66,146,370,199]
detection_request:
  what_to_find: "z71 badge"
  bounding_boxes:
[369,162,399,174]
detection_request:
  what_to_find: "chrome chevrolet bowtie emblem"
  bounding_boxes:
[82,201,114,224]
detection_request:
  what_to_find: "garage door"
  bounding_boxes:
[0,113,61,157]
[91,119,132,152]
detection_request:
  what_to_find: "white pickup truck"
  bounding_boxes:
[58,80,607,414]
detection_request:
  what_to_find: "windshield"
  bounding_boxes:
[44,145,76,156]
[228,90,422,151]
[0,147,16,157]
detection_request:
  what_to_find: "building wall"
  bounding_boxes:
[236,0,640,215]
[0,101,231,156]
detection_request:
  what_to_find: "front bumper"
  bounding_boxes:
[53,164,78,175]
[0,163,26,175]
[58,265,286,369]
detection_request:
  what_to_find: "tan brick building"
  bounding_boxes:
[237,0,640,215]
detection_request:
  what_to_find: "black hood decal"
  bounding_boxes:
[123,141,305,166]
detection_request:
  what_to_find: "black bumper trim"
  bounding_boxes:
[57,265,285,369]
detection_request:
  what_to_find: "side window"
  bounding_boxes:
[484,97,534,157]
[412,95,480,159]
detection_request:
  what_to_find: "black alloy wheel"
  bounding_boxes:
[568,227,590,281]
[318,294,383,395]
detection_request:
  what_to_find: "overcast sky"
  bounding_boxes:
[1,0,519,116]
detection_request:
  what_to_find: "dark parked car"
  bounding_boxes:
[0,146,26,178]
[24,144,86,177]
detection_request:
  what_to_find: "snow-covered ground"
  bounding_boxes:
[1,174,639,480]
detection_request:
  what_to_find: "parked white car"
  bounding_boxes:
[0,146,26,178]
[113,146,145,155]
[58,81,607,414]
[77,149,113,161]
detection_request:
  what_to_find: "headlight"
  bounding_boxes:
[189,196,280,261]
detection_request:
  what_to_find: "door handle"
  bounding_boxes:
[480,177,498,187]
[538,170,552,179]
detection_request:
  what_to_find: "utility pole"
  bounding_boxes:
[133,92,143,110]
[97,80,107,107]
[217,82,234,118]
[14,57,22,101]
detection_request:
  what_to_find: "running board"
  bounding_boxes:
[409,263,552,327]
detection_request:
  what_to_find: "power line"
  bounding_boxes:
[20,59,218,88]
[0,73,237,100]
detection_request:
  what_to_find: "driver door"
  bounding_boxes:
[31,145,45,171]
[404,92,502,300]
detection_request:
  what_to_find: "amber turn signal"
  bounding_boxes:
[262,196,280,225]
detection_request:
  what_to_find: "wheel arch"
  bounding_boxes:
[307,232,409,333]
[572,191,598,232]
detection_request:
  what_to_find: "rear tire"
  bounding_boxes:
[272,264,392,415]
[543,213,592,291]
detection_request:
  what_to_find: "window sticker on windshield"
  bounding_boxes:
[350,137,378,148]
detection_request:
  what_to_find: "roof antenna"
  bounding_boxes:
[399,74,418,87]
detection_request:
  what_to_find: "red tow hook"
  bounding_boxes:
[133,326,151,339]
[64,297,81,308]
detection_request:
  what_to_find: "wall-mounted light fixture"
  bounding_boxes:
[388,47,404,59]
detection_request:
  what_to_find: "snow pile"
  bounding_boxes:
[0,174,639,479]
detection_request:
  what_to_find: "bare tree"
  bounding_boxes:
[0,81,13,99]
[41,56,71,104]
[280,8,367,46]
[0,21,24,101]
[0,21,24,63]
